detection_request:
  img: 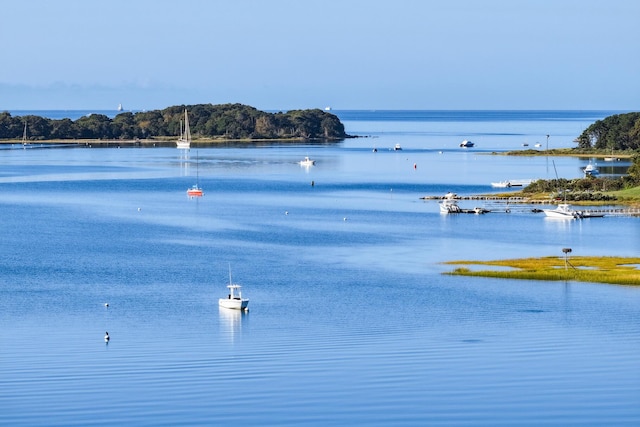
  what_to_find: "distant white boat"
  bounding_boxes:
[491,179,533,188]
[534,143,542,148]
[460,140,474,148]
[543,203,581,219]
[394,143,402,151]
[439,192,462,214]
[324,106,332,111]
[117,103,123,112]
[299,156,316,166]
[176,109,191,150]
[218,266,249,311]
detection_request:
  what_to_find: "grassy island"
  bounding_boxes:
[443,256,640,286]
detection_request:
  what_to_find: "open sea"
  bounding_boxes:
[1,110,638,426]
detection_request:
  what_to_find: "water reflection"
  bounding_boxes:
[218,307,247,343]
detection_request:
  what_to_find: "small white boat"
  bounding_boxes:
[534,143,542,148]
[543,203,581,219]
[394,143,402,151]
[218,266,249,311]
[117,103,123,112]
[583,163,599,177]
[176,109,191,150]
[439,192,462,214]
[491,181,512,188]
[299,156,316,166]
[460,140,474,148]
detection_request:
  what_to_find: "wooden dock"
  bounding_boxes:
[422,195,640,216]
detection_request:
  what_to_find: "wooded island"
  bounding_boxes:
[0,103,349,141]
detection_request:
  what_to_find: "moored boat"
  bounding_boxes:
[176,109,191,150]
[218,266,249,311]
[186,151,203,197]
[439,192,462,213]
[543,203,581,219]
[299,156,316,166]
[583,163,599,177]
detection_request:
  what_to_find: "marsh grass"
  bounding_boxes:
[444,256,640,286]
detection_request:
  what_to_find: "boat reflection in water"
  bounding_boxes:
[219,307,248,343]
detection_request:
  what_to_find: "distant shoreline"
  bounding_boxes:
[0,136,347,147]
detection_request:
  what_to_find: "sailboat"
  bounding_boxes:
[186,151,203,197]
[543,160,581,219]
[218,264,249,311]
[21,121,28,147]
[176,109,191,149]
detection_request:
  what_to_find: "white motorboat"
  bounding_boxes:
[543,203,581,219]
[491,181,512,188]
[583,163,599,177]
[299,156,316,166]
[460,140,474,148]
[439,192,462,214]
[218,266,249,311]
[176,109,191,150]
[394,143,402,151]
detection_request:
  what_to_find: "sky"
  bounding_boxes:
[1,0,639,111]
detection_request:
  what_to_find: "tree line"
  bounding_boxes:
[522,154,640,200]
[0,103,349,141]
[575,112,640,151]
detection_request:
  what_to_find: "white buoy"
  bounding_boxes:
[104,303,109,308]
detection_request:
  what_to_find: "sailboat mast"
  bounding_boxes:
[184,109,190,141]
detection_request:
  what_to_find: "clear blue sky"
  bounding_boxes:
[2,0,638,111]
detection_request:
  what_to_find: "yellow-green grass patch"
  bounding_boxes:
[443,256,640,286]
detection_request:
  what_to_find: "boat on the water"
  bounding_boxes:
[543,203,582,219]
[186,151,203,198]
[439,192,462,214]
[460,140,474,148]
[176,109,191,150]
[187,185,203,197]
[299,156,316,166]
[394,143,402,151]
[438,192,489,214]
[491,181,512,188]
[543,203,605,219]
[218,266,249,311]
[583,163,600,177]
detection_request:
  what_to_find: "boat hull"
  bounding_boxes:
[543,204,579,219]
[218,298,249,310]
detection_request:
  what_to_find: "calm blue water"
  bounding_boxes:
[1,111,639,426]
